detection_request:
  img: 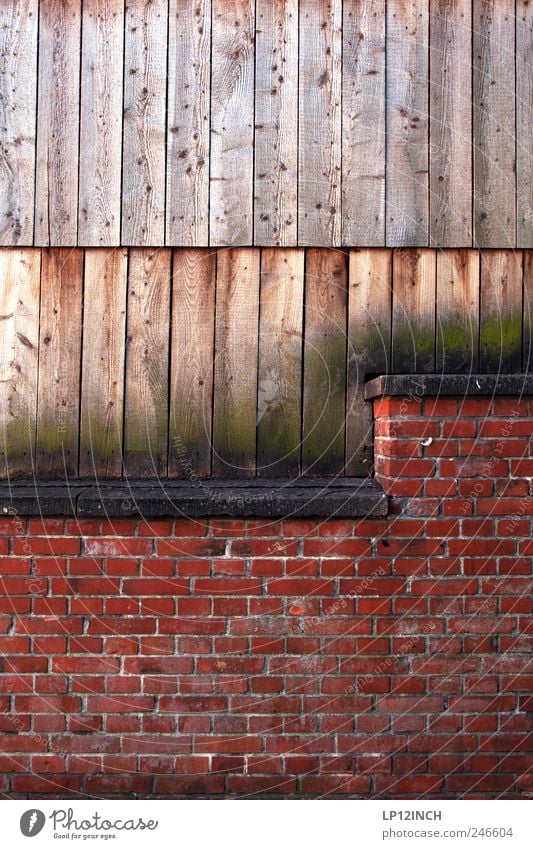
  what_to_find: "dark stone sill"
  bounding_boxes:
[0,478,388,519]
[365,373,533,400]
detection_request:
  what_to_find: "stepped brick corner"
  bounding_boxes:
[0,378,532,798]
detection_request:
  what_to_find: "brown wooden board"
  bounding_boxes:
[479,250,523,372]
[517,0,533,249]
[392,248,436,372]
[257,248,304,476]
[0,250,41,476]
[168,248,216,478]
[254,0,298,246]
[346,249,391,475]
[342,0,386,245]
[36,249,83,477]
[79,249,128,476]
[124,249,171,477]
[78,0,124,246]
[429,0,472,247]
[0,0,37,245]
[212,249,260,477]
[302,248,347,474]
[436,249,480,373]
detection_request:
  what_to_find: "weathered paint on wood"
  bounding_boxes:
[122,0,167,246]
[212,249,260,476]
[210,1,255,247]
[257,249,304,476]
[302,248,347,474]
[166,0,211,246]
[36,249,83,477]
[298,0,342,246]
[346,249,391,475]
[124,249,171,477]
[473,0,516,247]
[436,249,480,372]
[78,0,124,246]
[479,250,523,372]
[386,0,429,246]
[342,0,385,245]
[0,250,40,476]
[0,0,37,245]
[254,0,298,246]
[517,0,533,249]
[430,0,472,247]
[392,248,436,372]
[168,248,216,478]
[79,249,128,476]
[35,0,81,247]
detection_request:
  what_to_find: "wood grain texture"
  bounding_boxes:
[479,250,523,372]
[436,249,479,372]
[392,248,436,371]
[0,0,37,245]
[346,249,391,475]
[210,0,255,246]
[254,0,298,246]
[212,249,260,477]
[121,0,167,246]
[257,249,304,476]
[429,0,472,247]
[386,0,429,246]
[342,0,386,245]
[524,251,533,370]
[36,249,83,476]
[78,0,124,246]
[0,250,40,476]
[517,0,533,248]
[473,0,516,247]
[79,249,128,476]
[298,0,342,246]
[35,0,81,247]
[168,248,216,478]
[166,0,211,246]
[302,248,347,474]
[124,249,171,477]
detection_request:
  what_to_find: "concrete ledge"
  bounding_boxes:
[0,478,388,519]
[365,373,533,400]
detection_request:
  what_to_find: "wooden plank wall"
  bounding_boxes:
[0,247,530,480]
[0,0,530,249]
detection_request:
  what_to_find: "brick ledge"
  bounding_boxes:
[365,373,533,400]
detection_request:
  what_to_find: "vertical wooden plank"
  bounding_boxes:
[346,249,391,475]
[479,250,523,372]
[257,249,304,476]
[124,249,170,477]
[78,0,124,246]
[122,0,167,246]
[254,0,298,246]
[342,0,386,246]
[302,249,347,475]
[524,252,533,371]
[35,0,81,247]
[392,249,436,372]
[386,0,429,246]
[79,249,128,477]
[436,250,480,372]
[517,0,533,248]
[473,0,516,247]
[0,251,40,477]
[298,0,342,246]
[166,0,211,246]
[210,1,255,247]
[212,249,260,477]
[0,0,37,245]
[168,249,215,478]
[429,0,472,247]
[36,249,83,477]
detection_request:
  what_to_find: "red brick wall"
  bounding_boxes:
[1,395,532,798]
